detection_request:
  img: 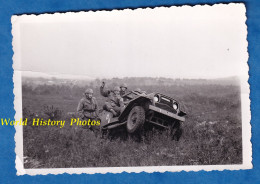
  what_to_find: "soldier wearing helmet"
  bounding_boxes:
[77,88,99,120]
[104,86,125,117]
[100,81,128,97]
[120,83,128,96]
[113,86,121,95]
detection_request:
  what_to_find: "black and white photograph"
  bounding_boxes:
[12,3,251,175]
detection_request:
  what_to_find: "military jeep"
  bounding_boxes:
[99,91,187,140]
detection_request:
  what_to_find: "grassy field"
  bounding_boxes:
[22,83,242,168]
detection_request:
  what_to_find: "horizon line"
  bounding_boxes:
[20,70,240,81]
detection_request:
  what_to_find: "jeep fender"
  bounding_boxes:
[99,110,114,128]
[119,96,151,121]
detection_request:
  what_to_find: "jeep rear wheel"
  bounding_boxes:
[127,106,145,134]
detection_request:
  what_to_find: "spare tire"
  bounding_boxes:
[126,106,145,134]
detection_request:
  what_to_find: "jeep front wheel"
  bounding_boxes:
[126,106,145,134]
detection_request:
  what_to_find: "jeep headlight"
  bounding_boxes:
[154,95,160,102]
[173,102,178,110]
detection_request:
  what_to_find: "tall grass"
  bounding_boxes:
[22,84,242,168]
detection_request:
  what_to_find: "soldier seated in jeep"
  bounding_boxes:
[99,90,187,141]
[100,82,128,98]
[103,86,125,117]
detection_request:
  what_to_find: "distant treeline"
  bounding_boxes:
[23,76,240,89]
[22,80,240,102]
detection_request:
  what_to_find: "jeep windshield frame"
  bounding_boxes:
[123,91,142,100]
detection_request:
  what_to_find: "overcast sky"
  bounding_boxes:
[13,4,247,79]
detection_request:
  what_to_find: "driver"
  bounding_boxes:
[120,83,128,96]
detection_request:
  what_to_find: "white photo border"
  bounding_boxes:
[12,3,252,175]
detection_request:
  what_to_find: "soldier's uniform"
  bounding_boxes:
[104,95,124,117]
[103,86,125,117]
[120,90,126,97]
[77,97,99,119]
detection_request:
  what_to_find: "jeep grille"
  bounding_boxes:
[155,102,178,114]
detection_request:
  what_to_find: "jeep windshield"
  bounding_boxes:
[123,91,140,101]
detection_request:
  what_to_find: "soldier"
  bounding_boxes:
[100,82,128,97]
[120,83,128,96]
[77,88,99,124]
[104,86,125,117]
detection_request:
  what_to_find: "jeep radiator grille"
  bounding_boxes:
[155,103,177,114]
[160,97,172,106]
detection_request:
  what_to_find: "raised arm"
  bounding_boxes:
[100,82,111,97]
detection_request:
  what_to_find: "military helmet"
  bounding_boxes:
[85,88,93,94]
[113,86,120,92]
[120,83,127,89]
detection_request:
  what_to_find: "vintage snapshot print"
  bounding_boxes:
[12,3,251,175]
